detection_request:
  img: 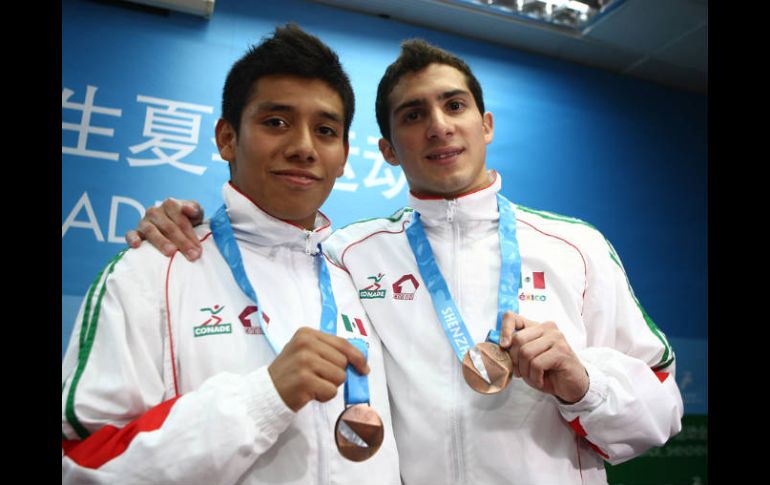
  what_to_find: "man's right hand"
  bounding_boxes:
[125,198,204,261]
[268,327,369,412]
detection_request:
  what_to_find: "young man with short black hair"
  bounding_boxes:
[62,24,400,484]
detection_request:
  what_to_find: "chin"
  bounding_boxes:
[282,207,319,225]
[438,176,474,194]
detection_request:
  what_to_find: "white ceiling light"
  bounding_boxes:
[438,0,625,33]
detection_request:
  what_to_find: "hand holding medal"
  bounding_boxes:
[499,312,590,404]
[267,328,370,412]
[334,338,385,462]
[406,193,522,395]
[211,208,384,457]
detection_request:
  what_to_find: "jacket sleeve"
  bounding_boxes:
[61,247,295,484]
[556,232,684,465]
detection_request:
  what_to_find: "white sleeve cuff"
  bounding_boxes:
[557,360,609,418]
[243,365,296,445]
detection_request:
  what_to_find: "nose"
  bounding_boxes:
[426,108,453,141]
[284,125,317,162]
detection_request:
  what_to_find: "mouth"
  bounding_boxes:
[426,147,464,164]
[271,169,322,187]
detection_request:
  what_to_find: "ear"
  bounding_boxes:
[378,138,400,166]
[337,139,349,178]
[215,118,237,164]
[482,112,494,145]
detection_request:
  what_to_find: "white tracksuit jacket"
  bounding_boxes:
[324,172,683,485]
[61,182,400,485]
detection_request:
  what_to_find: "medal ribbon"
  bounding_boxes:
[344,338,370,405]
[211,204,370,406]
[210,204,338,353]
[405,193,521,361]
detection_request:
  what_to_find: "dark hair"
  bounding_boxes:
[222,23,355,142]
[375,39,485,141]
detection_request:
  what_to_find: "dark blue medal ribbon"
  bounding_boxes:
[210,204,369,403]
[405,193,521,361]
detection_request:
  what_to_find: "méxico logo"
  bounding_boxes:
[523,271,546,289]
[341,314,368,337]
[193,304,233,337]
[519,271,547,302]
[359,273,387,299]
[392,274,420,300]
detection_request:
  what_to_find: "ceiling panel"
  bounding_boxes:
[587,0,707,55]
[310,0,708,94]
[552,36,640,72]
[653,24,708,73]
[626,57,707,93]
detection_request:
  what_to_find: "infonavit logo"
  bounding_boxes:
[392,274,420,300]
[193,304,232,337]
[359,273,387,299]
[238,305,270,335]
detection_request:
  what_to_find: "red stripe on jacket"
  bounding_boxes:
[62,397,181,469]
[568,417,610,460]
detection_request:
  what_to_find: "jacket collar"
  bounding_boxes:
[408,171,502,227]
[221,182,332,255]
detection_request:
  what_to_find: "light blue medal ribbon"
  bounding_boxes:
[405,193,520,362]
[316,248,339,336]
[491,193,521,344]
[210,204,369,404]
[344,338,370,405]
[210,204,339,351]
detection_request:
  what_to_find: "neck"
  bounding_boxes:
[226,181,319,231]
[287,213,318,231]
[411,171,495,200]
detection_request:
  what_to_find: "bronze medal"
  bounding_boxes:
[462,341,513,394]
[334,403,384,462]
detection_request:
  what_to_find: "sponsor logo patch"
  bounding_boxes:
[239,305,271,335]
[359,273,387,299]
[193,304,233,337]
[392,274,420,300]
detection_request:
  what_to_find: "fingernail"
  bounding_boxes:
[185,204,200,216]
[164,244,176,255]
[186,248,200,260]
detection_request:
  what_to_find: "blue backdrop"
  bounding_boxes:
[62,0,706,414]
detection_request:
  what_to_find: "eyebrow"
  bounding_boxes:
[393,89,470,116]
[255,102,343,124]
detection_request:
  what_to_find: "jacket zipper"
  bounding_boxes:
[304,230,314,255]
[447,198,465,484]
[447,198,457,223]
[315,401,330,485]
[307,230,328,485]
